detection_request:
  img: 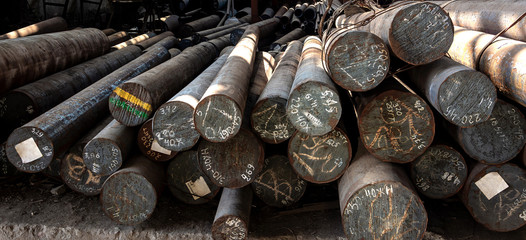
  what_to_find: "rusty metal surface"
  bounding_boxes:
[251,155,307,208]
[461,163,526,232]
[5,46,170,173]
[0,46,142,133]
[288,127,352,183]
[447,26,526,107]
[100,154,165,225]
[167,150,220,205]
[152,47,232,152]
[0,28,109,93]
[137,119,177,162]
[194,26,259,142]
[212,187,253,240]
[338,143,427,239]
[323,29,389,92]
[0,16,67,40]
[197,128,264,188]
[408,56,496,127]
[410,144,467,199]
[287,37,342,136]
[455,99,526,165]
[357,89,435,163]
[336,1,453,65]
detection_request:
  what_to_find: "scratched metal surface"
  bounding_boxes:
[212,187,252,240]
[137,118,178,162]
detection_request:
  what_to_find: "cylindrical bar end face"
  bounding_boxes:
[251,98,295,144]
[6,126,54,173]
[212,215,248,240]
[358,90,434,163]
[288,128,352,183]
[137,119,178,162]
[287,82,342,136]
[342,182,427,239]
[410,145,467,199]
[438,70,496,127]
[101,172,157,225]
[61,152,109,196]
[83,138,123,176]
[463,164,526,232]
[194,95,243,143]
[252,155,307,207]
[389,2,453,65]
[109,83,153,127]
[459,100,526,164]
[153,101,200,151]
[326,30,389,91]
[166,151,220,205]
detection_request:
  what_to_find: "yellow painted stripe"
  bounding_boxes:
[113,87,152,112]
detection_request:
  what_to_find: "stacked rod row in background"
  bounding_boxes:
[1,0,526,239]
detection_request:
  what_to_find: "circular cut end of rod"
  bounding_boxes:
[389,2,454,65]
[153,101,199,152]
[194,95,243,143]
[325,30,390,92]
[212,215,248,240]
[252,155,307,208]
[341,182,427,239]
[459,100,526,165]
[410,145,467,199]
[137,119,178,162]
[463,164,526,232]
[197,128,264,188]
[83,138,123,176]
[101,171,157,225]
[287,82,342,136]
[438,70,496,127]
[288,127,352,183]
[60,153,109,196]
[1,91,37,130]
[167,150,220,205]
[251,97,295,144]
[358,90,434,163]
[6,126,54,173]
[109,82,153,127]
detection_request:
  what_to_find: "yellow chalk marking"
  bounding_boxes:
[113,87,152,111]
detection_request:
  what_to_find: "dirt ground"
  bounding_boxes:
[0,174,525,240]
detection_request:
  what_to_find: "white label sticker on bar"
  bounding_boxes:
[185,176,212,200]
[15,138,43,164]
[475,172,509,200]
[151,139,171,155]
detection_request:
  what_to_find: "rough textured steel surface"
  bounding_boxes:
[136,31,174,50]
[252,41,302,144]
[408,57,496,127]
[274,6,288,18]
[251,155,307,208]
[0,28,109,93]
[166,150,220,205]
[261,7,275,19]
[112,32,156,50]
[109,41,222,127]
[102,28,116,36]
[152,47,233,152]
[168,48,181,58]
[5,46,170,173]
[60,117,113,196]
[143,36,179,54]
[107,31,130,46]
[100,154,165,225]
[137,119,177,162]
[357,89,435,163]
[0,142,17,178]
[447,26,526,107]
[160,15,180,32]
[410,145,467,199]
[0,16,67,40]
[194,26,259,142]
[461,163,526,232]
[229,18,279,45]
[270,28,306,51]
[212,187,253,240]
[453,99,526,165]
[179,15,222,38]
[0,46,142,132]
[338,144,427,240]
[83,120,137,176]
[434,0,526,42]
[335,1,453,65]
[323,29,389,92]
[245,52,276,122]
[288,127,351,183]
[197,128,264,188]
[200,23,249,43]
[287,37,342,136]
